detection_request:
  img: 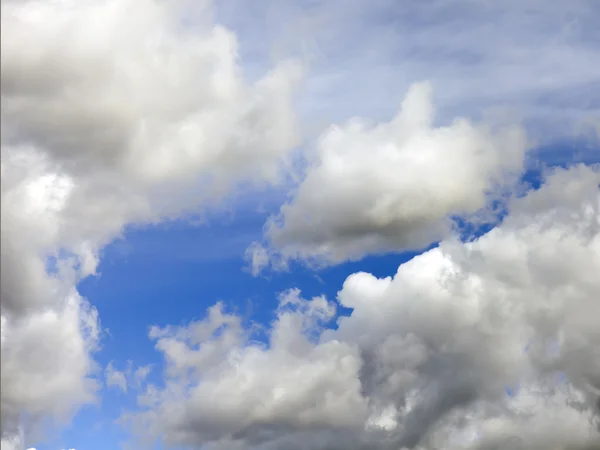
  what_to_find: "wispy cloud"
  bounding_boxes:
[220,0,600,138]
[105,362,128,394]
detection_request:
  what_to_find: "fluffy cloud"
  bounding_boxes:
[249,82,528,271]
[1,0,300,189]
[133,165,600,449]
[132,293,368,449]
[1,0,300,447]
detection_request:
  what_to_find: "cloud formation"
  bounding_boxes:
[1,0,300,447]
[134,165,600,449]
[249,82,527,271]
[2,1,599,449]
[248,0,600,135]
[1,0,301,189]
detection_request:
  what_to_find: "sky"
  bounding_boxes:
[1,1,599,450]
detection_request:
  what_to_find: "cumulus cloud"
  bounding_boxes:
[249,82,528,270]
[1,0,301,189]
[1,0,300,446]
[131,165,600,449]
[131,292,367,449]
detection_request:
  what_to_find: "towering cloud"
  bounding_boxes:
[0,0,300,446]
[135,165,600,449]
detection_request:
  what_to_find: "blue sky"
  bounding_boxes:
[2,1,600,450]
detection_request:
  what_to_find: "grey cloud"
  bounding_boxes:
[249,82,528,270]
[131,165,600,449]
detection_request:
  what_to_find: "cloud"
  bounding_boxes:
[104,360,153,395]
[131,165,600,449]
[1,433,25,450]
[1,151,100,446]
[1,0,300,446]
[239,0,600,137]
[1,0,301,190]
[249,82,528,270]
[105,362,128,394]
[131,292,367,449]
[134,365,153,388]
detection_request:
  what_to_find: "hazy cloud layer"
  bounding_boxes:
[224,0,600,135]
[134,166,600,449]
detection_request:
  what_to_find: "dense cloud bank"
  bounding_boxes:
[134,166,600,449]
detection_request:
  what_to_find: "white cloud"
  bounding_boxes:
[1,0,301,190]
[133,365,153,388]
[1,0,300,445]
[1,432,25,450]
[249,82,528,270]
[132,165,600,449]
[132,292,368,449]
[104,360,153,395]
[105,362,128,394]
